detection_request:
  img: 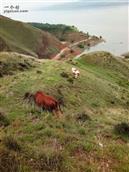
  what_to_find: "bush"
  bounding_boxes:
[60,72,69,78]
[67,78,74,84]
[76,112,91,123]
[3,136,21,152]
[60,54,65,58]
[0,112,10,127]
[78,44,84,49]
[70,49,74,53]
[59,38,66,42]
[36,70,42,74]
[114,122,129,137]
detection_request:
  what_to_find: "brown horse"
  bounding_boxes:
[24,91,62,117]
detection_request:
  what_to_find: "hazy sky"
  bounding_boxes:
[1,0,128,11]
[1,0,128,19]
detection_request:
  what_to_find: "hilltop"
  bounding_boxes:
[0,15,63,58]
[0,51,129,171]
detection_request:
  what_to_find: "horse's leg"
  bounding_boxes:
[57,110,63,118]
[52,109,57,117]
[53,109,62,118]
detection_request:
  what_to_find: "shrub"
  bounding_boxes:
[78,44,84,49]
[70,49,74,53]
[59,38,66,42]
[87,43,91,46]
[60,72,69,78]
[36,70,42,74]
[67,78,74,84]
[76,112,91,123]
[3,136,21,152]
[114,122,129,137]
[0,112,10,127]
[60,54,65,58]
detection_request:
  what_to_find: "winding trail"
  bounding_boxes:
[53,37,102,60]
[53,39,89,60]
[37,37,103,62]
[53,47,70,60]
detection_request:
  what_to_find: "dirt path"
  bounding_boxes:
[53,47,70,60]
[53,39,89,60]
[37,37,103,61]
[53,37,104,60]
[69,38,89,48]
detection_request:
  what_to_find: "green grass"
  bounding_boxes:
[29,23,79,40]
[0,51,129,171]
[29,22,89,43]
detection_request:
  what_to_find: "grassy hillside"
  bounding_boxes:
[76,51,129,89]
[29,23,89,43]
[0,16,63,58]
[0,51,129,171]
[0,52,38,77]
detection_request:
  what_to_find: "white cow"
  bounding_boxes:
[72,67,80,79]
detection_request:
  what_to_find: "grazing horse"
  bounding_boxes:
[24,91,62,117]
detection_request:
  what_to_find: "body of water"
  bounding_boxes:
[4,3,129,55]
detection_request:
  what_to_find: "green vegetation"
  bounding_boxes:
[0,52,37,77]
[29,23,78,40]
[0,51,129,171]
[114,122,129,138]
[0,15,62,58]
[29,23,88,43]
[78,43,85,49]
[29,23,78,34]
[0,112,10,127]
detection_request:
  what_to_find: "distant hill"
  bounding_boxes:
[0,15,63,58]
[29,23,89,43]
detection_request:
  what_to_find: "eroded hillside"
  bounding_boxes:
[0,15,63,58]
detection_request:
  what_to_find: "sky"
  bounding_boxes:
[1,0,128,12]
[0,0,128,20]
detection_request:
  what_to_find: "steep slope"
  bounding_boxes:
[0,51,129,171]
[0,15,63,58]
[29,23,89,43]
